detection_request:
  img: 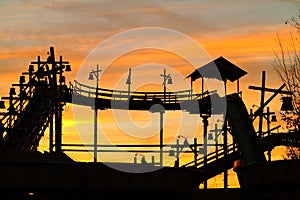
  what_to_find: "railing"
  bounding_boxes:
[261,131,300,150]
[1,83,36,139]
[73,80,211,104]
[181,143,239,168]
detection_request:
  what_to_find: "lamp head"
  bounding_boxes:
[65,65,71,72]
[199,148,204,155]
[167,77,173,84]
[183,139,189,148]
[169,150,175,157]
[271,115,277,122]
[0,101,5,109]
[88,73,94,80]
[280,96,294,111]
[208,133,214,140]
[28,65,34,72]
[19,76,26,84]
[10,88,16,96]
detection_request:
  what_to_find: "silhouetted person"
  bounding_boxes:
[141,156,147,165]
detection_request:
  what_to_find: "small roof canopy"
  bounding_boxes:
[186,56,247,82]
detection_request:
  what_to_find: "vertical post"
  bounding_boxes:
[215,123,219,159]
[267,107,271,161]
[258,71,266,138]
[224,80,227,95]
[201,77,204,98]
[237,79,240,97]
[8,88,14,131]
[190,79,193,100]
[202,115,209,189]
[94,106,98,162]
[89,64,101,162]
[55,55,63,153]
[163,68,166,103]
[174,138,180,168]
[94,64,99,163]
[55,105,63,153]
[223,119,228,189]
[127,68,132,100]
[194,138,197,167]
[48,47,61,153]
[160,110,164,167]
[49,113,54,153]
[19,78,23,114]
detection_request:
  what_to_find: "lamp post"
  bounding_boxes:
[169,135,189,168]
[126,68,132,101]
[160,68,172,103]
[88,64,102,163]
[200,113,209,189]
[158,68,172,166]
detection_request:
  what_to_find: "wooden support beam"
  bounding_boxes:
[249,85,292,95]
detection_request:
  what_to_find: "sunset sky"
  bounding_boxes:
[1,0,299,188]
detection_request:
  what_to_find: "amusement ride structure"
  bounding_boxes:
[0,47,299,199]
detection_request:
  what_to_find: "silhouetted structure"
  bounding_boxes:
[0,47,300,199]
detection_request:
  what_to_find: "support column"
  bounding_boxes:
[49,113,54,153]
[174,138,180,168]
[267,107,271,161]
[94,107,98,162]
[193,138,197,167]
[223,119,228,189]
[201,115,209,189]
[258,71,266,138]
[163,69,166,103]
[160,110,164,167]
[55,105,62,153]
[214,124,219,159]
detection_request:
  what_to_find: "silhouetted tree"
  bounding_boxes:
[274,14,300,159]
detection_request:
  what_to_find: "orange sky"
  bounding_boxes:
[1,0,299,188]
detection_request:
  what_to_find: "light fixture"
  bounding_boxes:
[19,76,26,84]
[167,76,173,84]
[177,135,189,148]
[169,149,175,157]
[65,65,71,72]
[88,73,94,80]
[208,133,214,140]
[59,76,65,83]
[199,148,204,154]
[271,115,277,122]
[28,65,34,72]
[280,96,294,111]
[0,101,5,109]
[10,88,16,96]
[183,138,189,148]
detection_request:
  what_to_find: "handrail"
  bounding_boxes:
[1,82,36,138]
[73,80,211,103]
[181,143,238,168]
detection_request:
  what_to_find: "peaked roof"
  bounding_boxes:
[186,56,247,82]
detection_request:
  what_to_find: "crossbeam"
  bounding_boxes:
[248,85,292,95]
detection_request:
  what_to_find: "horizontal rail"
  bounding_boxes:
[73,80,213,104]
[63,149,195,153]
[181,143,238,168]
